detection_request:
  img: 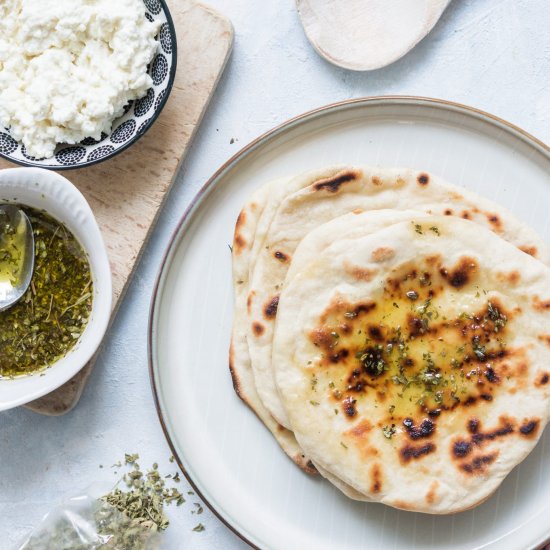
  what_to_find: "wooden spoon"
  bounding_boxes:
[296,0,452,71]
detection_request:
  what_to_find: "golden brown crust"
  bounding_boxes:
[235,209,246,230]
[370,464,383,494]
[371,176,382,186]
[533,296,550,311]
[300,252,533,483]
[292,454,318,475]
[371,246,395,263]
[520,245,538,257]
[392,499,412,510]
[228,341,242,399]
[425,480,439,504]
[246,291,255,314]
[497,270,521,285]
[233,233,246,254]
[343,261,377,282]
[347,419,373,438]
[233,210,248,255]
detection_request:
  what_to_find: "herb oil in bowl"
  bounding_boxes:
[0,207,93,378]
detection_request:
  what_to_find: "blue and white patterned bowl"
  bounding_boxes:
[0,0,177,170]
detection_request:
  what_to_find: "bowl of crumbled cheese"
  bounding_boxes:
[0,0,177,169]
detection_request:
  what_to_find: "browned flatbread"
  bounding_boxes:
[245,166,550,430]
[273,214,550,513]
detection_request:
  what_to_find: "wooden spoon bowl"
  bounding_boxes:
[296,0,452,71]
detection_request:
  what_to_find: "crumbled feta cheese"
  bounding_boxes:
[0,0,160,159]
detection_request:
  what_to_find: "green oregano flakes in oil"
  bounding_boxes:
[0,207,93,378]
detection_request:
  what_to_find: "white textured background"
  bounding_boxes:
[1,0,549,548]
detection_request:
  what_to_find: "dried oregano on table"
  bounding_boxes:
[19,454,201,550]
[101,453,184,533]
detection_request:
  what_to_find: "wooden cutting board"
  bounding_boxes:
[0,0,233,415]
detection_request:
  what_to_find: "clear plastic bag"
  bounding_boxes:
[17,492,161,550]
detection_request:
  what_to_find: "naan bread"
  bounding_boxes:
[230,178,317,473]
[230,176,372,495]
[246,166,550,429]
[273,215,550,513]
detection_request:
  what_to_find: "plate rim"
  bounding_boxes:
[148,95,550,550]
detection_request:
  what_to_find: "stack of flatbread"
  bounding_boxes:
[230,166,550,513]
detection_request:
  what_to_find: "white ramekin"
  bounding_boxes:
[0,167,112,410]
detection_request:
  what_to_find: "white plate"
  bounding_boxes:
[149,97,550,550]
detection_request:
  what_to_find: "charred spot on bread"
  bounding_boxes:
[329,348,349,363]
[274,250,289,262]
[228,343,243,398]
[460,452,498,474]
[468,418,480,433]
[486,213,502,231]
[402,418,435,440]
[264,295,280,319]
[417,173,430,186]
[519,419,540,437]
[343,396,357,418]
[368,326,383,341]
[536,372,550,387]
[471,419,514,444]
[484,366,499,383]
[400,442,436,463]
[252,322,265,336]
[533,297,550,311]
[439,257,478,288]
[453,440,472,458]
[313,170,359,193]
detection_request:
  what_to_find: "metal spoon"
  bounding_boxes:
[0,205,34,312]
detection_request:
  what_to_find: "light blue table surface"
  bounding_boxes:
[1,0,549,548]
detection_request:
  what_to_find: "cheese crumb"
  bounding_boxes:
[0,0,160,159]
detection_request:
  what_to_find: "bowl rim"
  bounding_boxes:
[0,167,113,409]
[0,0,178,171]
